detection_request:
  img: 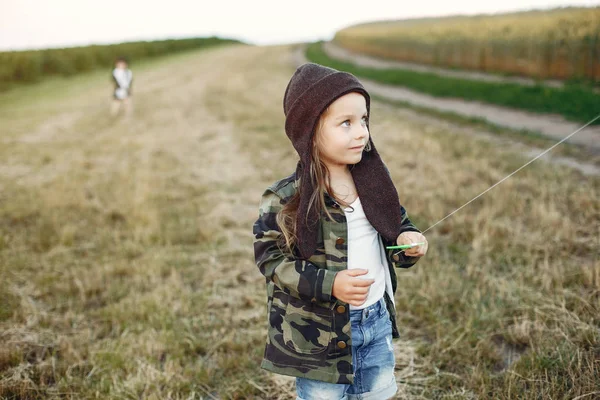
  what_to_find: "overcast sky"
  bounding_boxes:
[1,0,598,51]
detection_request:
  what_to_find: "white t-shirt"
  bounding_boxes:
[343,197,387,310]
[112,68,132,99]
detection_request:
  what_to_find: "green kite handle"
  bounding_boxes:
[386,242,425,250]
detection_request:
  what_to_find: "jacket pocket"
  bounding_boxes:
[281,294,333,355]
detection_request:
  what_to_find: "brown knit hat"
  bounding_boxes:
[283,62,403,259]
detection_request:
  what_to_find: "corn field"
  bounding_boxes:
[333,6,600,82]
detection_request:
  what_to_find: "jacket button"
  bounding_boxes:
[337,341,347,349]
[393,254,400,262]
[336,305,346,313]
[336,237,345,245]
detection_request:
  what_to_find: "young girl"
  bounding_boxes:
[253,62,428,400]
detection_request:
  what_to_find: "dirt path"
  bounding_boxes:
[320,42,600,152]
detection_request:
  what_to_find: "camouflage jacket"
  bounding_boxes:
[252,172,422,384]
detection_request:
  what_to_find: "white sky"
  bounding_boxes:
[1,0,598,51]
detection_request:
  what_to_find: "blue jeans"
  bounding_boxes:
[295,296,397,400]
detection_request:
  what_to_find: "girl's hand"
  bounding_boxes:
[396,231,428,257]
[332,269,374,306]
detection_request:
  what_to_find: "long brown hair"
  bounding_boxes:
[276,106,356,255]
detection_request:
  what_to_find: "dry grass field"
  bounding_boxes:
[0,43,598,399]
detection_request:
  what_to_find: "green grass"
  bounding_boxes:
[306,41,600,126]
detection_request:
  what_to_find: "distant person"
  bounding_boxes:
[253,63,428,399]
[110,57,133,117]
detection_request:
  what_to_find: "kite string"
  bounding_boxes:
[420,113,600,235]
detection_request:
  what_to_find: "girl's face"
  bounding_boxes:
[315,92,369,169]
